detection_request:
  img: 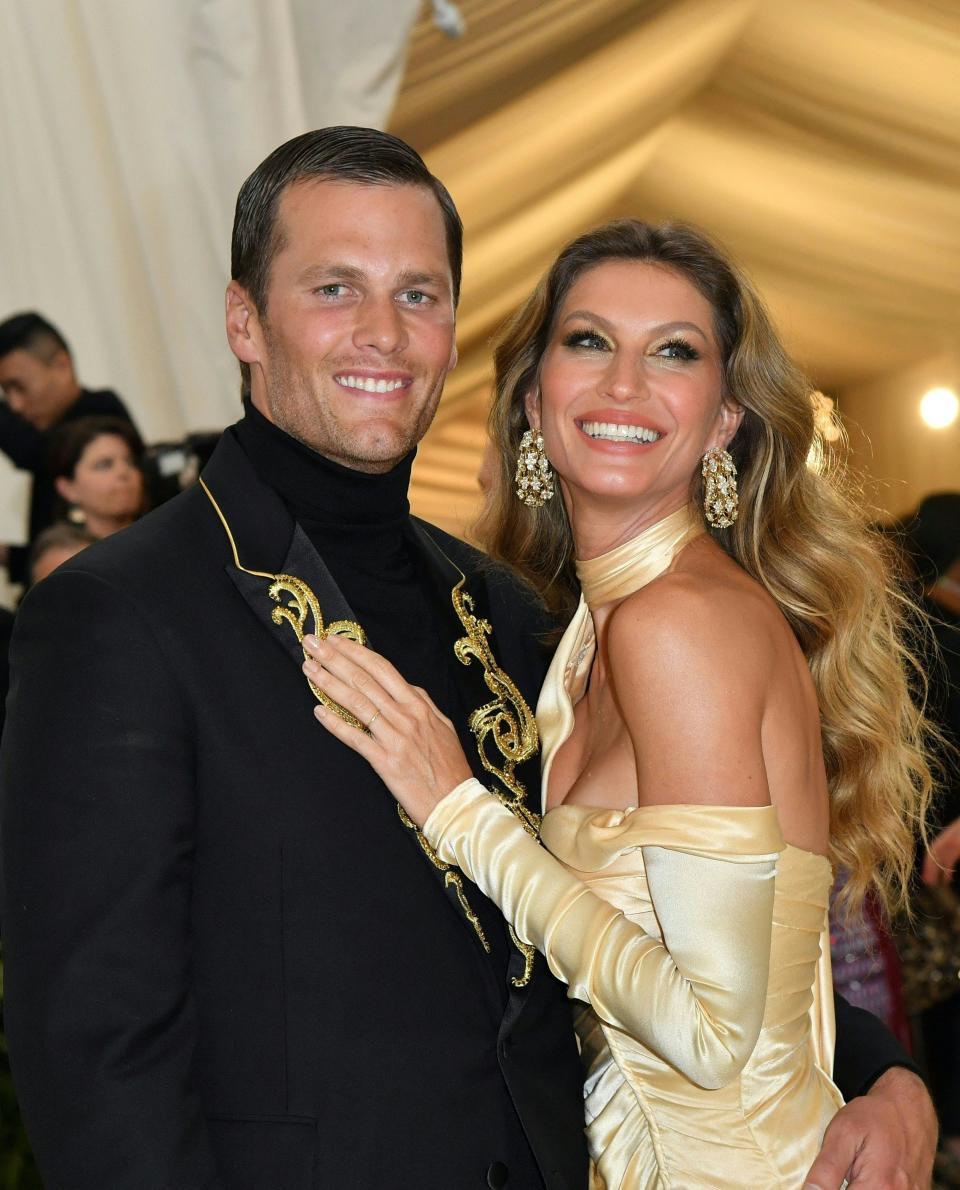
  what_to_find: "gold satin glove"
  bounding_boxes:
[424,780,782,1090]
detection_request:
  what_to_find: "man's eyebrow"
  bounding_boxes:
[395,270,449,290]
[295,264,450,290]
[296,263,365,285]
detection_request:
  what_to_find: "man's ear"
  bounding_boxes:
[523,385,541,429]
[225,282,262,366]
[50,349,74,382]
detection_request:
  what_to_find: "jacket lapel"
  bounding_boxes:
[199,433,506,967]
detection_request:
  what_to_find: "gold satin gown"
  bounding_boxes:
[424,506,842,1188]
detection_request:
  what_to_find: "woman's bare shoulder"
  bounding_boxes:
[606,540,782,684]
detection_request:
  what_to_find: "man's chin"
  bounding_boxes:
[320,428,420,474]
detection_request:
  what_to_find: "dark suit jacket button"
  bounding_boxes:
[486,1160,509,1188]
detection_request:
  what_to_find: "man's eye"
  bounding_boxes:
[314,284,347,298]
[400,289,431,305]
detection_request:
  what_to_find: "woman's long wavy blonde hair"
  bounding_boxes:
[477,218,934,917]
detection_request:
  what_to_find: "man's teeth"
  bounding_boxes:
[580,420,661,443]
[336,375,406,393]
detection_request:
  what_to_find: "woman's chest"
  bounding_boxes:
[546,680,638,810]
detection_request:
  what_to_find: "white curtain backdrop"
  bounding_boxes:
[0,0,422,443]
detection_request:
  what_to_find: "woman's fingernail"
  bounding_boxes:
[314,704,326,719]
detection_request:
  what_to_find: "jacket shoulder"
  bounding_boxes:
[50,484,216,593]
[412,517,552,638]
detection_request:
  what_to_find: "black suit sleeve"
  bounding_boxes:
[0,402,45,470]
[0,568,221,1189]
[832,991,921,1100]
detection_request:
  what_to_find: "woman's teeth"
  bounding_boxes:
[580,421,661,443]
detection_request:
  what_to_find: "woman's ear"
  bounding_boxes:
[55,475,76,505]
[714,399,745,450]
[523,386,541,429]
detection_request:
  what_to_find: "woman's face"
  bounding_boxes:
[57,433,143,524]
[528,260,742,526]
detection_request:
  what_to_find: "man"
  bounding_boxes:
[0,312,138,582]
[1,128,936,1189]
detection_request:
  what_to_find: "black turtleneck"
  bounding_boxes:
[232,400,457,733]
[232,400,517,1007]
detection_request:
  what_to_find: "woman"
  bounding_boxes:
[49,415,145,541]
[302,221,933,1186]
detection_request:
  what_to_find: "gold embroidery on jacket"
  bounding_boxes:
[201,480,492,954]
[413,529,543,987]
[398,807,491,953]
[200,478,367,729]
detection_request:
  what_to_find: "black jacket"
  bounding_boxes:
[1,429,587,1190]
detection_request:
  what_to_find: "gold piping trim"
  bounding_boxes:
[200,477,367,729]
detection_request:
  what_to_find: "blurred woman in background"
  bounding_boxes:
[49,416,145,542]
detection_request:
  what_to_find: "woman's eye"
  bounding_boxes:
[562,329,610,351]
[655,338,699,361]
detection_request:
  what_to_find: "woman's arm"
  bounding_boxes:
[304,626,779,1089]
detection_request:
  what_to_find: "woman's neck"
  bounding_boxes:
[86,512,135,540]
[567,490,697,562]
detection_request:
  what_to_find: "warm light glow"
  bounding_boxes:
[920,386,959,429]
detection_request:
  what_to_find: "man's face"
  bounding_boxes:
[0,347,77,430]
[227,179,457,472]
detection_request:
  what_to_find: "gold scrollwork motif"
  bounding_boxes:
[449,579,541,987]
[397,806,491,953]
[198,480,368,731]
[451,582,541,838]
[266,574,368,730]
[508,927,537,987]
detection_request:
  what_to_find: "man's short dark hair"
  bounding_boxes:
[232,126,464,317]
[0,312,71,363]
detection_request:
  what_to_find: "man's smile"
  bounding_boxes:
[334,371,413,393]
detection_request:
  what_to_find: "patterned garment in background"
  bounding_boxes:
[829,878,912,1050]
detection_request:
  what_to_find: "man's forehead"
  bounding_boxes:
[276,178,446,244]
[0,348,39,378]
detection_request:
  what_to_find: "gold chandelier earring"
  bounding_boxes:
[514,428,555,508]
[701,446,738,528]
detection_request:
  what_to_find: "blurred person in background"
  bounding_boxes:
[28,523,97,586]
[902,492,960,1183]
[0,312,139,582]
[48,416,146,542]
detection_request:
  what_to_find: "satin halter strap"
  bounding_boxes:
[538,504,705,811]
[575,503,704,611]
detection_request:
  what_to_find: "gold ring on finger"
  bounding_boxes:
[365,709,381,730]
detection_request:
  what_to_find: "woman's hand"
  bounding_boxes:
[922,815,960,885]
[302,634,473,826]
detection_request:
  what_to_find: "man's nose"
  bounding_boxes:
[353,295,407,355]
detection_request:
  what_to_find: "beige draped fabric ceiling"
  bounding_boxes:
[0,0,421,442]
[395,0,960,533]
[0,0,956,542]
